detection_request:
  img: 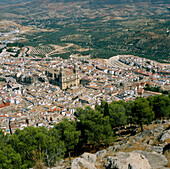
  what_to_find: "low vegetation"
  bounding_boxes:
[30,46,54,58]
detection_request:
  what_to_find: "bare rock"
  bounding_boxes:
[152,125,164,135]
[147,140,153,145]
[104,152,151,169]
[71,153,97,169]
[81,152,97,163]
[159,129,170,143]
[134,130,153,142]
[152,146,164,154]
[71,157,96,169]
[96,149,107,159]
[133,150,168,169]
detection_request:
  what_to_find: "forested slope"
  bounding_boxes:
[0,95,169,168]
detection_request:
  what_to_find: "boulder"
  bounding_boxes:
[71,157,96,169]
[81,152,97,163]
[159,129,170,143]
[154,120,162,124]
[134,130,153,142]
[96,149,107,159]
[71,153,97,169]
[104,152,151,169]
[152,146,164,154]
[134,150,168,169]
[140,130,153,137]
[152,125,164,134]
[147,140,153,145]
[112,145,121,152]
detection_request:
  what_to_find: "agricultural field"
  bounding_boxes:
[30,45,54,57]
[0,0,169,62]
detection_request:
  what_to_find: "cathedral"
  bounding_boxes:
[45,63,80,90]
[59,64,79,90]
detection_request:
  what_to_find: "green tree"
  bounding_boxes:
[8,127,66,168]
[147,95,170,119]
[108,103,127,128]
[97,100,109,116]
[124,100,134,125]
[51,118,81,153]
[104,101,109,117]
[0,145,22,169]
[76,106,114,148]
[0,129,9,145]
[0,130,22,169]
[132,97,154,131]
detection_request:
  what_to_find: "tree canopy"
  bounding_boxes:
[75,106,114,148]
[132,97,154,131]
[50,118,81,152]
[147,95,170,119]
[8,127,66,168]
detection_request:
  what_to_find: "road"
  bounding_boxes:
[25,46,36,58]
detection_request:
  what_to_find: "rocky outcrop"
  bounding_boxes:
[104,152,151,169]
[71,153,97,169]
[81,153,97,163]
[159,129,170,143]
[134,151,168,169]
[55,120,170,169]
[71,151,152,169]
[95,149,107,159]
[71,150,169,169]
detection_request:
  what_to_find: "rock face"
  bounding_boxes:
[56,120,170,169]
[159,129,170,143]
[71,150,169,169]
[104,152,151,169]
[95,149,107,159]
[134,151,168,169]
[71,152,97,169]
[81,153,97,163]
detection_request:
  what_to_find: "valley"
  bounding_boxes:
[0,0,169,62]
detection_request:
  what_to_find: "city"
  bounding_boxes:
[0,0,170,168]
[0,26,169,134]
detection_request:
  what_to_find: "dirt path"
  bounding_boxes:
[45,43,74,58]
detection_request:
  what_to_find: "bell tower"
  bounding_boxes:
[59,65,65,89]
[60,65,63,76]
[73,63,78,74]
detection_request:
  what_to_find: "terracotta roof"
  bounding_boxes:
[138,89,144,94]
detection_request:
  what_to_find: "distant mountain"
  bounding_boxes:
[42,0,168,4]
[0,0,169,62]
[0,0,33,5]
[0,0,167,6]
[28,0,168,4]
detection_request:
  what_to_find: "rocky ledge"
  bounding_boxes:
[55,120,170,169]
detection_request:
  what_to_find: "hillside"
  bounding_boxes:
[0,0,169,62]
[0,0,168,5]
[0,0,32,5]
[56,120,170,169]
[0,95,169,168]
